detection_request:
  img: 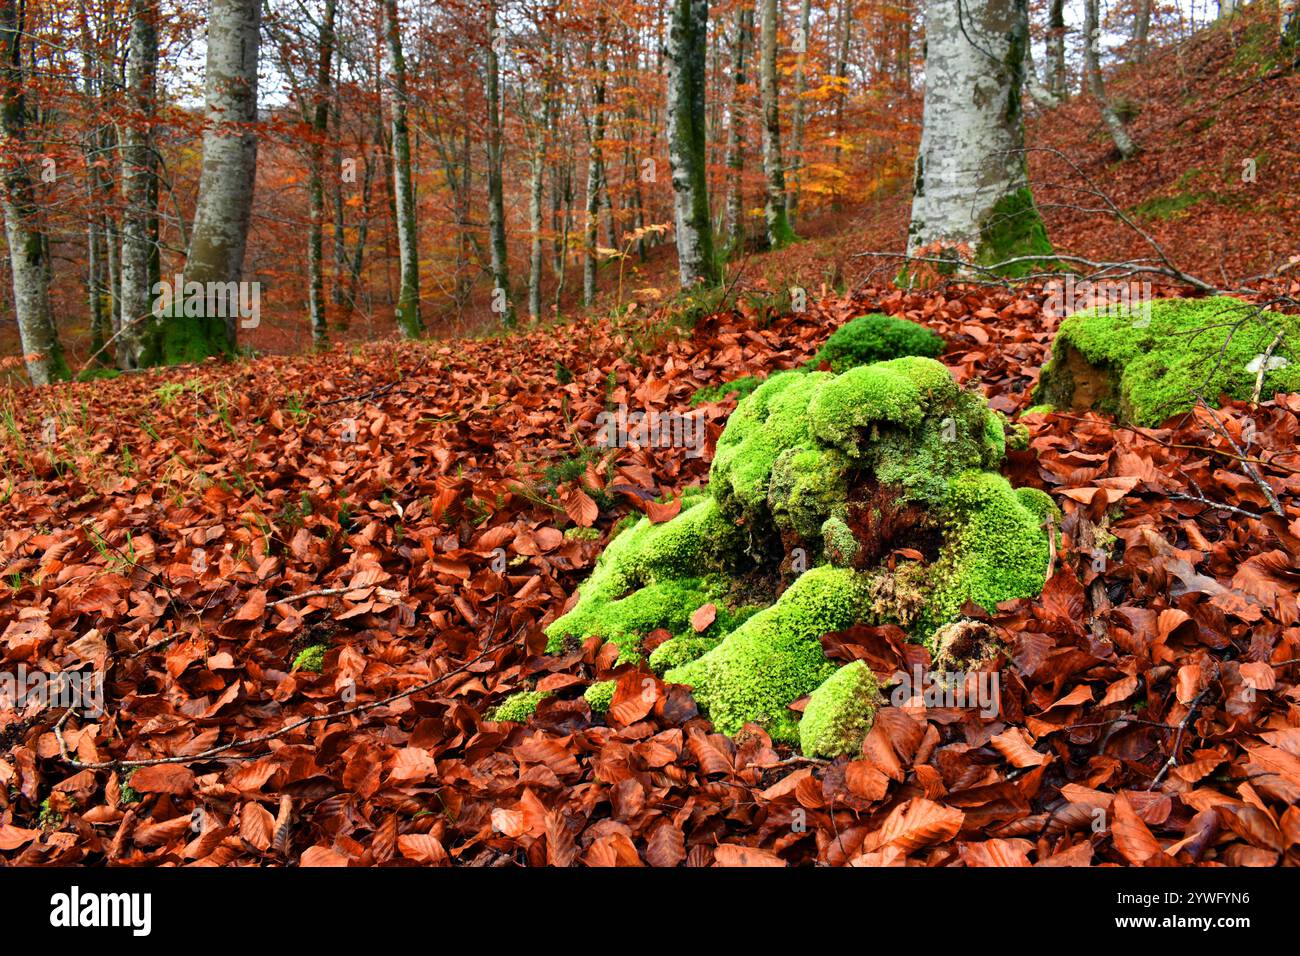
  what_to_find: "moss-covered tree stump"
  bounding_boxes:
[538,356,1053,758]
[1036,296,1300,427]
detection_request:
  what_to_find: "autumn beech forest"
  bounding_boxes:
[1,0,1299,914]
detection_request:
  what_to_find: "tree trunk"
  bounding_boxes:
[1047,0,1067,94]
[787,0,811,224]
[1083,0,1137,158]
[582,39,607,308]
[665,0,719,287]
[829,0,851,187]
[78,18,110,367]
[119,0,159,369]
[162,0,260,364]
[0,0,67,384]
[1024,29,1063,107]
[724,5,752,250]
[526,39,554,324]
[330,43,348,328]
[384,0,422,337]
[759,0,795,248]
[486,0,516,327]
[907,0,1051,271]
[1133,0,1152,64]
[306,0,337,350]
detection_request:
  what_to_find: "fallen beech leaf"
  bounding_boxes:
[690,602,717,633]
[714,844,785,867]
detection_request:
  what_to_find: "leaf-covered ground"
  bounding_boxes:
[3,275,1299,866]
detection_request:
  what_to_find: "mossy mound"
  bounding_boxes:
[545,356,1053,754]
[799,660,883,758]
[1036,296,1300,427]
[807,314,945,373]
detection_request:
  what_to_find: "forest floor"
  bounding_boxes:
[1,10,1299,867]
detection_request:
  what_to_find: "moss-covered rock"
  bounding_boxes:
[1036,296,1300,427]
[539,356,1052,754]
[807,314,945,373]
[799,660,882,758]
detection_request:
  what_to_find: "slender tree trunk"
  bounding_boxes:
[896,0,912,89]
[384,0,422,337]
[1084,0,1137,158]
[724,6,752,250]
[1024,29,1063,106]
[163,0,260,364]
[345,126,376,323]
[907,0,1051,271]
[119,0,158,370]
[787,0,811,224]
[1132,0,1152,64]
[1046,0,1067,94]
[0,0,68,384]
[526,43,554,324]
[486,0,516,326]
[305,0,337,349]
[330,43,348,328]
[582,39,607,308]
[79,22,110,367]
[665,0,719,287]
[830,0,851,178]
[759,0,795,248]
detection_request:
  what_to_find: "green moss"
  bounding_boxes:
[1131,192,1204,221]
[119,771,141,806]
[977,186,1054,275]
[543,496,741,654]
[292,644,327,673]
[821,515,859,567]
[141,310,234,367]
[1005,419,1030,450]
[547,353,1053,754]
[665,565,872,741]
[488,689,549,722]
[38,797,62,830]
[806,314,945,373]
[648,634,721,674]
[798,660,882,758]
[710,371,830,529]
[76,367,121,383]
[768,445,851,542]
[925,471,1053,635]
[1036,296,1300,426]
[584,680,616,715]
[548,577,724,660]
[690,375,763,406]
[808,357,1004,505]
[564,526,602,541]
